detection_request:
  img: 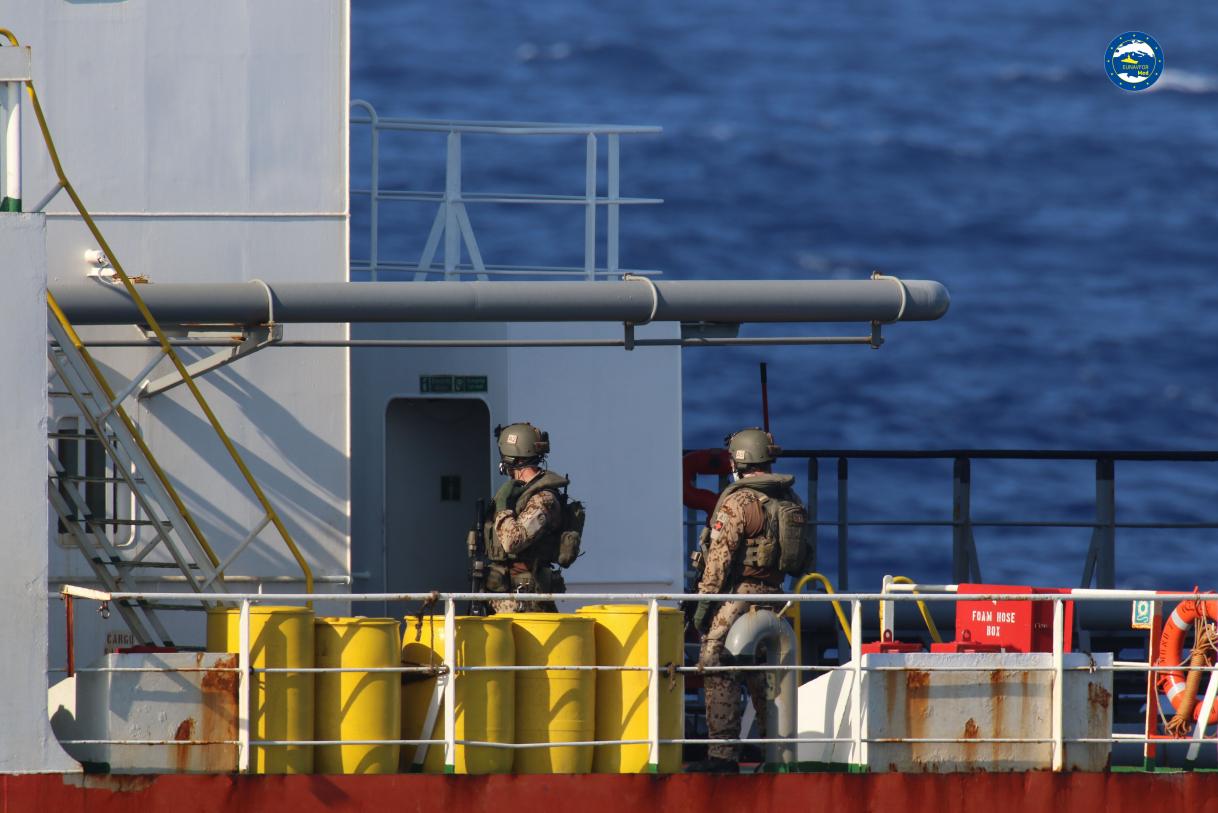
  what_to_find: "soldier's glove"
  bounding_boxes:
[692,600,714,635]
[493,480,517,514]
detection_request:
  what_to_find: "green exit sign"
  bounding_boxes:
[420,375,488,393]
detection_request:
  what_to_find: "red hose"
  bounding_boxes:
[683,449,732,516]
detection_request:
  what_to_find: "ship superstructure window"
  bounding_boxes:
[52,417,134,547]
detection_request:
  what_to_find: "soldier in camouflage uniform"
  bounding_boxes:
[484,422,571,613]
[688,428,804,773]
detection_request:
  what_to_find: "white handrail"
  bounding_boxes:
[56,586,1218,768]
[348,100,661,282]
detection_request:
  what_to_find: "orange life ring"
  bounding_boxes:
[682,449,732,516]
[1156,598,1218,724]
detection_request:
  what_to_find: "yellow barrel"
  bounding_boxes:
[400,615,515,774]
[511,613,596,774]
[206,605,314,774]
[576,604,684,773]
[313,617,401,774]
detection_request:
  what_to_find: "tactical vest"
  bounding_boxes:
[704,473,810,578]
[486,471,570,568]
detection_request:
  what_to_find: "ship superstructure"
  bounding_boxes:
[1,3,1217,811]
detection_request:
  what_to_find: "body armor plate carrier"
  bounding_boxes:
[695,473,810,578]
[484,472,585,592]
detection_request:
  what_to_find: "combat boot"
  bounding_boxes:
[684,757,739,774]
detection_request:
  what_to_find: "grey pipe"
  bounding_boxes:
[49,278,949,326]
[724,609,797,768]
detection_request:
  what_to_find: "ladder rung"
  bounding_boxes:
[92,558,200,569]
[75,518,170,528]
[52,474,143,484]
[48,432,117,441]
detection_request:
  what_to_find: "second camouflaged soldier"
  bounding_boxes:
[483,422,584,613]
[688,428,810,773]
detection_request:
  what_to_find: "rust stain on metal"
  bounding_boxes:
[174,719,195,742]
[1088,682,1111,711]
[172,718,196,774]
[200,654,240,772]
[990,669,1005,765]
[905,669,931,767]
[201,654,239,694]
[962,718,980,739]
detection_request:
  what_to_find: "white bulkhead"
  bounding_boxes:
[6,0,684,733]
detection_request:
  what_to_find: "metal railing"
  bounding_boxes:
[686,449,1218,595]
[53,585,1218,774]
[349,101,662,281]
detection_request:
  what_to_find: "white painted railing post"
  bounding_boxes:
[444,132,461,280]
[237,599,251,773]
[606,133,620,277]
[442,597,457,773]
[851,599,863,769]
[1051,598,1064,771]
[584,132,597,280]
[646,598,660,773]
[879,574,895,643]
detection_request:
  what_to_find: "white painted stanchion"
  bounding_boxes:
[583,133,597,280]
[443,133,460,280]
[646,598,660,772]
[442,598,457,773]
[1051,599,1064,772]
[237,600,251,773]
[851,600,863,768]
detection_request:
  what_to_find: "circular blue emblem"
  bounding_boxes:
[1105,32,1163,91]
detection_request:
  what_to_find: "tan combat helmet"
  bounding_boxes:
[725,427,780,469]
[495,422,550,470]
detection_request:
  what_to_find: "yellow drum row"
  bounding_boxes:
[400,606,683,774]
[206,607,401,775]
[208,604,683,775]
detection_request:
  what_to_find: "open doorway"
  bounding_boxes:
[368,398,490,619]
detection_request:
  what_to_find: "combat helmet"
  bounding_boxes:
[495,422,550,471]
[725,427,780,469]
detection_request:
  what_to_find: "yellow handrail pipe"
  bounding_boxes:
[7,30,313,596]
[882,576,943,644]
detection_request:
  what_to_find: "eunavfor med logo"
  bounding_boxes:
[1105,32,1163,91]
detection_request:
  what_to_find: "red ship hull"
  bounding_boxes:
[4,771,1216,813]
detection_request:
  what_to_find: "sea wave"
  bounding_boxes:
[1148,68,1218,95]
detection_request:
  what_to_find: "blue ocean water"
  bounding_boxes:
[350,1,1218,590]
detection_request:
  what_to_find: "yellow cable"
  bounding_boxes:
[885,576,943,644]
[10,31,314,596]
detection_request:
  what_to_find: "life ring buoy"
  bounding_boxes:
[682,449,732,516]
[1156,598,1218,724]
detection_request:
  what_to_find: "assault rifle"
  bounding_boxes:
[467,498,488,616]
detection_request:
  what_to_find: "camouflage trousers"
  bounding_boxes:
[698,581,780,761]
[487,567,559,614]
